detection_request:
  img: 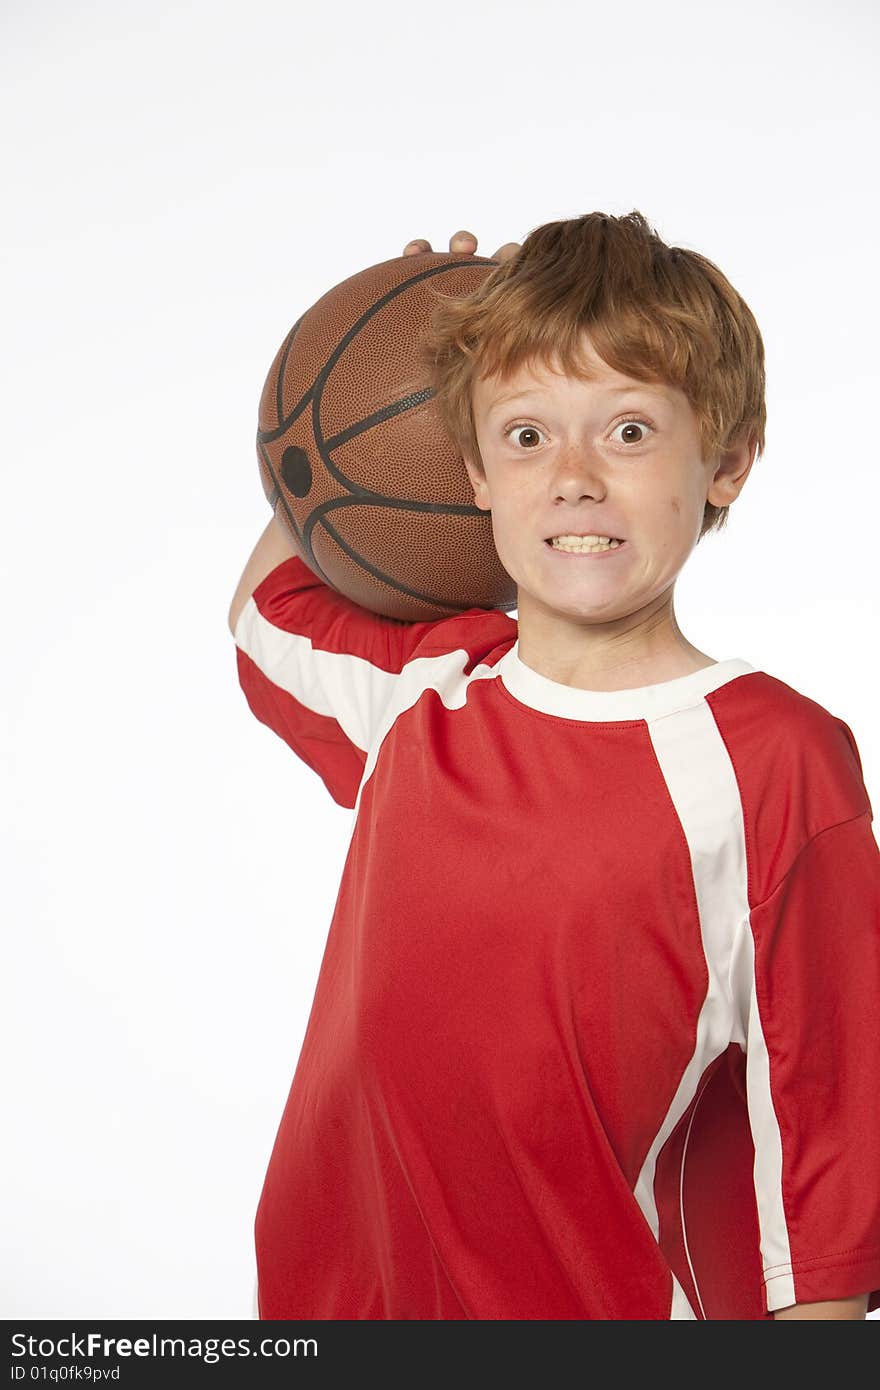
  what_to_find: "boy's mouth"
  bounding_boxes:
[546,535,627,554]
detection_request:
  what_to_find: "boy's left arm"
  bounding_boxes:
[736,800,880,1318]
[773,1293,869,1319]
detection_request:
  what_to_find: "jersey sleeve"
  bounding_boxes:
[231,553,508,809]
[741,804,880,1315]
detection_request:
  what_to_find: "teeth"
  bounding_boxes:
[554,534,611,543]
[550,535,622,552]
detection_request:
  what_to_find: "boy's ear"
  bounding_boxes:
[706,434,757,510]
[462,452,492,512]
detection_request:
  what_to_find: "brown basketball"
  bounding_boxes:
[255,251,517,621]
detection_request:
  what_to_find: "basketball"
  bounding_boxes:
[255,252,517,621]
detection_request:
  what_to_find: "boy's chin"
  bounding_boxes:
[518,585,605,622]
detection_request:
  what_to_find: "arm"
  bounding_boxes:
[773,1293,869,1319]
[228,515,301,635]
[228,515,401,808]
[738,804,880,1318]
[228,514,509,808]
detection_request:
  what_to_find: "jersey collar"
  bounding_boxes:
[496,641,758,722]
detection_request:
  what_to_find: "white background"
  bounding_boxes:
[3,0,878,1321]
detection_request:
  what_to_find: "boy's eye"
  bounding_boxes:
[503,423,546,449]
[502,417,654,449]
[611,417,653,445]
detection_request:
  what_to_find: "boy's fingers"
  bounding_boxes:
[404,233,474,256]
[403,232,518,260]
[449,230,478,252]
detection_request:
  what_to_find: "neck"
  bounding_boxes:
[515,587,715,693]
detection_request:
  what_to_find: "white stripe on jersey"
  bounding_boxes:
[631,697,792,1318]
[351,648,503,820]
[235,594,400,756]
[734,925,796,1310]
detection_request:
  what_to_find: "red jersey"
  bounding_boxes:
[233,554,880,1320]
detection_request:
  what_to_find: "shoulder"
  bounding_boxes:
[710,668,872,903]
[713,666,866,792]
[412,603,518,672]
[739,669,867,790]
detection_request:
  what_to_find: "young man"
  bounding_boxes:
[230,220,879,1320]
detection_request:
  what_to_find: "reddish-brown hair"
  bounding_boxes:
[414,210,766,540]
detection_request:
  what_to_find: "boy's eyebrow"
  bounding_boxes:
[487,383,672,414]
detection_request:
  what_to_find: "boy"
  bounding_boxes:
[229,215,880,1320]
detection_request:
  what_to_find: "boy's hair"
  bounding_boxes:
[414,210,766,541]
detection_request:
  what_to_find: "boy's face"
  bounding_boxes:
[465,333,752,633]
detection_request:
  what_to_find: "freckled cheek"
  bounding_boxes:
[488,505,523,558]
[644,497,690,563]
[494,496,531,538]
[666,497,689,547]
[667,498,703,565]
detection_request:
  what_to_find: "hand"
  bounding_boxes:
[402,229,521,262]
